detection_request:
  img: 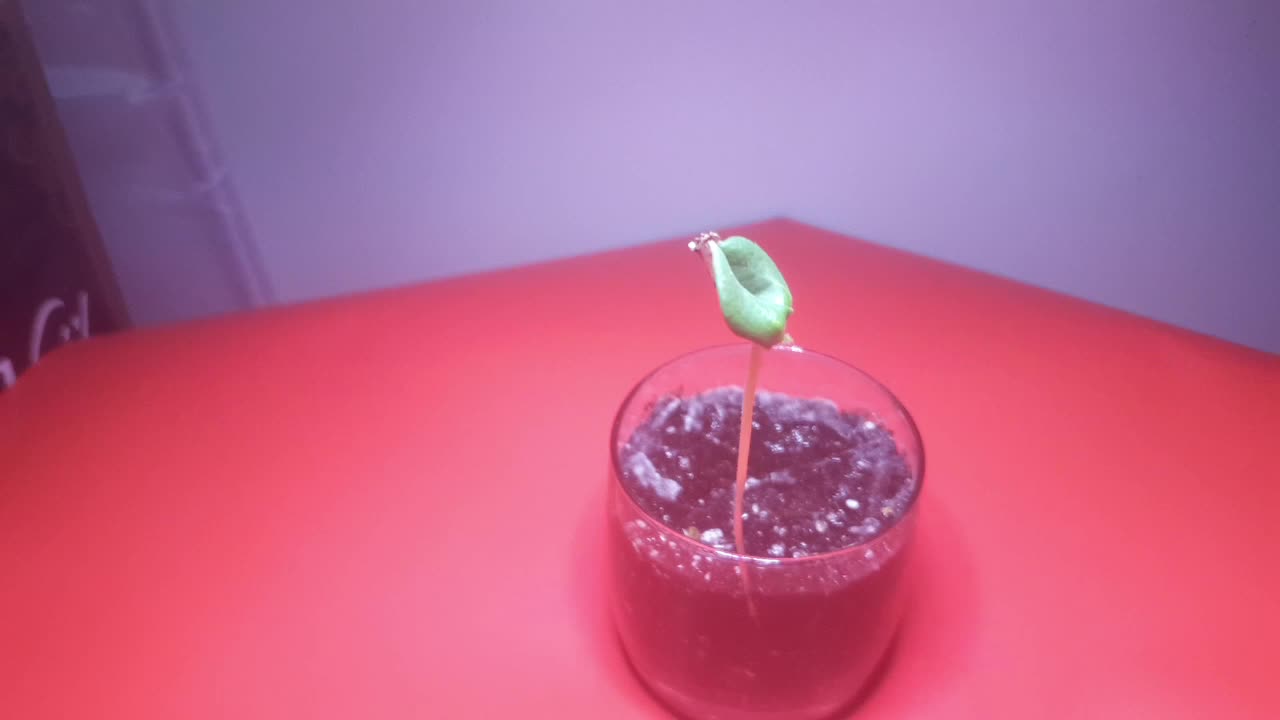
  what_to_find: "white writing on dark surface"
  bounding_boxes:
[0,291,89,391]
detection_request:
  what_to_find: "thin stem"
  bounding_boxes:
[734,344,765,555]
[734,343,766,619]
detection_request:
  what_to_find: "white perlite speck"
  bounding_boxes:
[626,451,682,501]
[845,498,861,510]
[652,396,681,428]
[700,528,725,545]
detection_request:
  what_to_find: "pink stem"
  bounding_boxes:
[734,343,765,618]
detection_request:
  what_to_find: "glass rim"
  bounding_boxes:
[609,342,926,565]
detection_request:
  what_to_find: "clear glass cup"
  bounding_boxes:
[607,344,925,719]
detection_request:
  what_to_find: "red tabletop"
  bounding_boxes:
[2,219,1277,718]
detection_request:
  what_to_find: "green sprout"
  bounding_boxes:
[689,232,795,615]
[689,233,794,347]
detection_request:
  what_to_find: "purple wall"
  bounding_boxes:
[47,2,1280,350]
